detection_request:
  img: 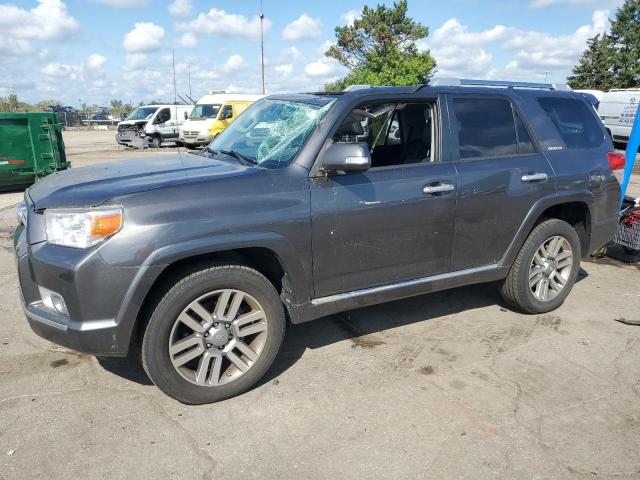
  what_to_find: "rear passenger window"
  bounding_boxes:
[453,98,518,159]
[537,97,603,149]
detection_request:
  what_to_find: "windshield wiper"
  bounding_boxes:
[220,149,258,165]
[203,146,257,165]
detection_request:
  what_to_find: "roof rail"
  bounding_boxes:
[425,78,570,91]
[343,84,372,92]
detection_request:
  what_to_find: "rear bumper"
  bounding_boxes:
[588,216,620,255]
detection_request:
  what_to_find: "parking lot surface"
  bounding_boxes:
[1,131,639,479]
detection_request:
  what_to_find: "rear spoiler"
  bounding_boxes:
[578,92,600,109]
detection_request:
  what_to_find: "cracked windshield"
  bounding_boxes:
[209,98,335,168]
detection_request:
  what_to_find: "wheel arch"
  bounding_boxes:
[500,193,594,267]
[116,236,310,355]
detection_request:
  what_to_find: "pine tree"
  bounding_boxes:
[608,0,640,88]
[324,1,436,91]
[567,34,615,90]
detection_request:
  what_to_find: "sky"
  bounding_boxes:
[0,0,626,107]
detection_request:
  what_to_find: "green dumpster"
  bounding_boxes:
[0,112,70,191]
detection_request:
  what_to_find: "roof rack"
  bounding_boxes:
[422,78,570,91]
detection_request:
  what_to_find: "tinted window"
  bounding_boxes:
[155,108,170,123]
[538,97,603,149]
[453,98,517,159]
[515,113,535,154]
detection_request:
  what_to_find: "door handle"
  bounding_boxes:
[521,173,548,183]
[423,183,455,195]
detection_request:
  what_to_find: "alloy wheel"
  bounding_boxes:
[528,235,573,302]
[168,289,268,386]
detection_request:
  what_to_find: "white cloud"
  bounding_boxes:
[169,0,192,17]
[123,22,165,53]
[282,46,304,60]
[86,53,107,71]
[179,32,198,48]
[177,8,271,40]
[41,62,82,80]
[124,53,148,69]
[0,0,78,41]
[426,9,610,82]
[282,14,322,40]
[275,64,293,75]
[91,0,149,6]
[224,54,245,72]
[341,9,361,26]
[304,58,342,77]
[0,38,32,57]
[432,19,509,47]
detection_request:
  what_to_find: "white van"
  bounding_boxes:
[598,89,639,144]
[116,104,193,148]
[178,92,263,148]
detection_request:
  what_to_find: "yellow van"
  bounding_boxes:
[179,93,263,148]
[208,99,260,139]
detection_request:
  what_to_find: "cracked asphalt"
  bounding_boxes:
[1,131,639,479]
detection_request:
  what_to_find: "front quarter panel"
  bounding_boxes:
[98,163,313,304]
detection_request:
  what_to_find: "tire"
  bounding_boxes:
[141,264,285,404]
[149,136,161,148]
[500,219,581,314]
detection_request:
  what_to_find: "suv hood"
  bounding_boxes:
[29,152,254,209]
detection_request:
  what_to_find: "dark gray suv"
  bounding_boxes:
[14,79,623,404]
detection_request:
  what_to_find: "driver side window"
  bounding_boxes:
[155,108,170,124]
[332,101,435,168]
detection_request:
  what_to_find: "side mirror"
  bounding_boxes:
[184,111,188,120]
[322,143,371,173]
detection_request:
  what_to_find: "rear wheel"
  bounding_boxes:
[501,219,581,314]
[142,264,285,404]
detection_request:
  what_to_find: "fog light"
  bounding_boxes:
[38,286,69,317]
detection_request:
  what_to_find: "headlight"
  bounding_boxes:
[44,207,123,249]
[16,202,27,226]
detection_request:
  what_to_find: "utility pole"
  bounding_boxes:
[544,71,550,83]
[260,0,265,94]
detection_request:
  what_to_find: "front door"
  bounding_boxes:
[310,99,457,298]
[446,95,556,270]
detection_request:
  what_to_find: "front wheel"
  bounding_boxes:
[142,264,285,404]
[149,136,161,148]
[501,219,581,314]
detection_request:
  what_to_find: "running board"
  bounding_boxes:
[289,264,509,324]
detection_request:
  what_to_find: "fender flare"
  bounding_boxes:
[112,231,311,353]
[498,191,594,267]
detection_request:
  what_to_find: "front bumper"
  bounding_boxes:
[14,223,144,356]
[179,132,212,146]
[116,132,147,148]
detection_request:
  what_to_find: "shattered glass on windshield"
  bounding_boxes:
[209,98,335,168]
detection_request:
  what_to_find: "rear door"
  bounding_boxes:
[446,95,555,270]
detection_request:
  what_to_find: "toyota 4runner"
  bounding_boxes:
[14,79,623,404]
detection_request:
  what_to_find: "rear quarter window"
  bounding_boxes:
[538,97,603,149]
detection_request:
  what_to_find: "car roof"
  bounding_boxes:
[265,79,590,105]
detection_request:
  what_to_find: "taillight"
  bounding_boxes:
[608,151,625,171]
